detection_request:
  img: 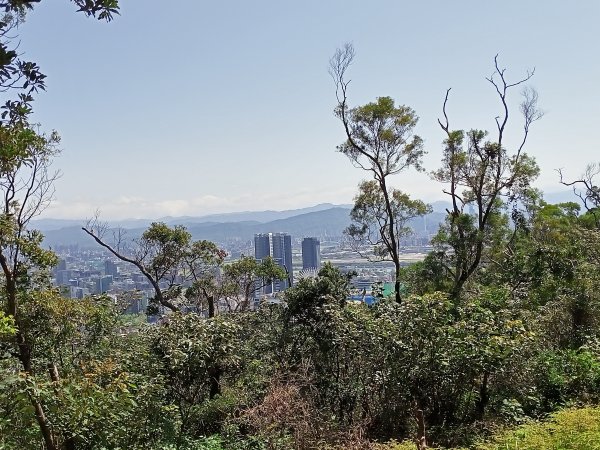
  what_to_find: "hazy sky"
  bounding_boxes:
[19,1,600,219]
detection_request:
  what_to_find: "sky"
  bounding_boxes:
[17,1,600,219]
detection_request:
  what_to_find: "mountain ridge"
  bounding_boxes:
[36,190,583,248]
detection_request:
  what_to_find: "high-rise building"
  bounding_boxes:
[271,233,293,290]
[95,275,113,294]
[105,260,118,277]
[254,232,293,294]
[301,237,321,270]
[254,234,271,261]
[254,234,272,294]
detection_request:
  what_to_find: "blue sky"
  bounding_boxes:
[19,1,600,219]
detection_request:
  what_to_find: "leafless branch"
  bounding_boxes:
[329,42,355,104]
[486,54,535,145]
[438,88,451,135]
[81,223,180,312]
[558,164,600,226]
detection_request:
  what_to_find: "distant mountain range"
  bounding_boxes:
[39,205,445,248]
[32,203,352,232]
[39,207,361,247]
[36,190,582,248]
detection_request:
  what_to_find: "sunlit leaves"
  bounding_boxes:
[337,96,425,176]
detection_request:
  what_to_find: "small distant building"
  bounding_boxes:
[301,237,321,271]
[70,286,89,299]
[55,269,72,286]
[105,260,118,277]
[96,275,113,294]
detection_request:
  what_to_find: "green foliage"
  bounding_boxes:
[0,296,177,449]
[533,347,600,410]
[278,269,537,444]
[337,96,425,173]
[142,222,192,274]
[346,179,431,261]
[0,311,15,337]
[478,406,600,450]
[152,313,243,435]
[285,262,352,319]
[221,255,286,311]
[400,252,453,295]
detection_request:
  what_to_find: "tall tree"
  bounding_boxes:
[330,43,426,303]
[0,2,119,448]
[432,56,542,299]
[0,124,61,449]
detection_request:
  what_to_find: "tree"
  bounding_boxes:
[0,3,119,447]
[345,180,431,300]
[559,163,600,228]
[152,313,242,434]
[183,239,227,318]
[220,255,286,313]
[432,56,542,300]
[0,125,60,448]
[330,43,426,303]
[496,201,600,348]
[83,222,230,315]
[83,222,191,313]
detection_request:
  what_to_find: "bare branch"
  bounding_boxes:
[438,88,451,135]
[81,224,180,313]
[558,164,600,226]
[486,54,536,145]
[329,42,355,104]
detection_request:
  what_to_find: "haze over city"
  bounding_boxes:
[19,0,599,220]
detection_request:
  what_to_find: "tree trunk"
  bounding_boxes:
[414,407,427,450]
[5,274,57,450]
[6,273,58,450]
[207,295,215,318]
[475,371,489,420]
[208,367,222,399]
[16,333,59,450]
[32,398,58,450]
[49,364,76,450]
[394,262,402,304]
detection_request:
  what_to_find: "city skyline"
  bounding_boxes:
[18,1,600,220]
